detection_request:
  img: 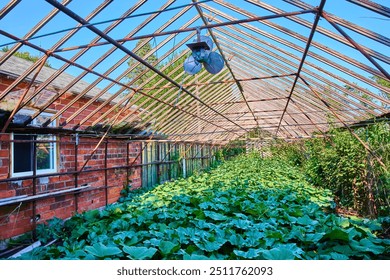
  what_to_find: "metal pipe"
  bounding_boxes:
[346,0,390,17]
[104,140,108,206]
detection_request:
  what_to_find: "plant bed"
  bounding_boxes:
[11,154,390,260]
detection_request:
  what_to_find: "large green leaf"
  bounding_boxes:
[262,244,303,260]
[159,241,179,255]
[323,228,350,242]
[183,253,210,260]
[262,247,295,260]
[195,239,226,252]
[84,243,121,258]
[329,252,349,260]
[296,215,318,226]
[233,248,263,259]
[350,239,385,255]
[203,211,228,221]
[123,246,157,260]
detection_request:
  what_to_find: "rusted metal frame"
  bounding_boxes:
[289,98,328,137]
[297,71,378,122]
[1,0,210,50]
[0,30,142,108]
[276,0,327,136]
[78,96,134,173]
[164,112,219,141]
[0,32,233,137]
[12,1,125,111]
[244,135,331,141]
[218,53,294,102]
[347,0,390,18]
[111,52,198,128]
[207,18,330,119]
[215,38,319,134]
[45,0,251,134]
[0,0,21,20]
[189,127,227,142]
[326,13,390,46]
[104,140,108,206]
[74,31,192,129]
[167,73,238,124]
[322,12,390,80]
[284,0,390,46]
[62,55,137,127]
[220,122,326,129]
[140,73,296,90]
[240,1,390,69]
[105,79,239,141]
[133,88,245,138]
[71,39,193,130]
[136,139,223,145]
[34,1,177,127]
[49,6,318,54]
[245,0,389,63]
[134,72,233,135]
[0,0,122,111]
[191,80,239,113]
[219,45,295,99]
[126,142,130,187]
[208,97,289,106]
[0,0,72,66]
[95,30,199,128]
[306,51,390,106]
[150,102,226,140]
[214,25,381,120]
[110,48,208,129]
[205,4,390,100]
[49,2,161,127]
[203,107,372,118]
[43,37,154,127]
[280,107,311,136]
[300,76,387,171]
[298,67,383,117]
[215,2,386,110]
[0,140,211,185]
[31,132,37,239]
[74,134,79,212]
[182,80,241,120]
[235,60,366,124]
[1,55,49,133]
[162,86,243,136]
[215,22,388,115]
[292,73,372,122]
[193,1,260,129]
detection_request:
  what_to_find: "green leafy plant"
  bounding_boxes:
[13,154,389,260]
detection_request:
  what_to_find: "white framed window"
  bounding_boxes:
[11,110,57,177]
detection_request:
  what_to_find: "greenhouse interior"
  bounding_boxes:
[0,0,389,260]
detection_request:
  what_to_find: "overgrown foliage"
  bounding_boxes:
[13,154,389,260]
[270,122,390,217]
[1,46,52,68]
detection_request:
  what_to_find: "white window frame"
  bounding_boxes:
[11,110,57,177]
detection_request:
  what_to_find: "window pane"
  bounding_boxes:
[36,135,55,170]
[13,135,33,173]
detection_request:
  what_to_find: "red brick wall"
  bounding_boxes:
[0,136,142,240]
[0,75,143,240]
